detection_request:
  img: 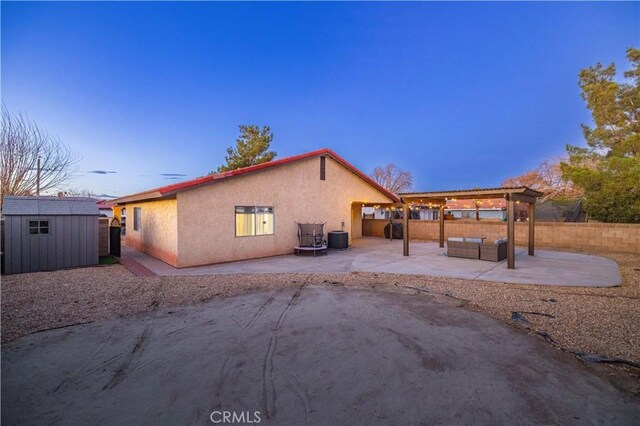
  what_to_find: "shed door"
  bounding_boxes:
[26,217,54,272]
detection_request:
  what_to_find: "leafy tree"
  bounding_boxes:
[213,125,276,173]
[561,48,640,223]
[502,158,583,201]
[370,163,413,193]
[1,106,79,201]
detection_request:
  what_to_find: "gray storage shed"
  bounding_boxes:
[2,196,99,274]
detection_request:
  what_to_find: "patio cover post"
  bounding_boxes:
[403,203,409,256]
[439,204,445,248]
[528,202,535,256]
[507,196,515,269]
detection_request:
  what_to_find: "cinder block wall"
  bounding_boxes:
[362,219,640,254]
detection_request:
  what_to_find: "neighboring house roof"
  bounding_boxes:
[2,196,100,216]
[96,200,115,210]
[114,148,401,204]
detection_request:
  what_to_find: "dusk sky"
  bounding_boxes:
[2,2,638,197]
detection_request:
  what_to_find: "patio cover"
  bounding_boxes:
[398,187,544,269]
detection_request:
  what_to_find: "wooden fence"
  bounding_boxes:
[99,217,110,257]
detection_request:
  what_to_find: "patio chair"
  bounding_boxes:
[480,238,508,262]
[294,223,328,256]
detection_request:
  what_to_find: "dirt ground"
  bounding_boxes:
[3,286,639,425]
[2,250,639,392]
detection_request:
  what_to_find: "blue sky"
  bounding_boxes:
[2,2,638,197]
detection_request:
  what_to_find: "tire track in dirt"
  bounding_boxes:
[244,289,282,331]
[212,288,284,416]
[260,279,308,420]
[164,318,219,337]
[261,334,278,419]
[101,292,164,392]
[102,326,151,391]
[275,285,304,330]
[229,314,243,327]
[217,352,234,395]
[51,327,120,394]
[279,369,312,421]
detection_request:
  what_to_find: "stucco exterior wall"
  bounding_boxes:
[126,198,178,266]
[362,219,640,254]
[176,156,392,267]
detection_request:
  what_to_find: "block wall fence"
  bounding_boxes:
[362,219,640,254]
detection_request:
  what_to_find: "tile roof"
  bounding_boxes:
[96,200,115,209]
[2,196,100,216]
[114,148,400,204]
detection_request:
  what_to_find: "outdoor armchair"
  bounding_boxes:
[480,238,508,262]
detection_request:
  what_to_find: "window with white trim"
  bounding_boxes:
[235,206,274,237]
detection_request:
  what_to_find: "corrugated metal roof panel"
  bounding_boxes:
[2,196,99,216]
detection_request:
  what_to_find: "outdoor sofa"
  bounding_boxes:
[447,237,507,262]
[446,237,481,259]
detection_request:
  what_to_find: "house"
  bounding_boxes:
[113,149,399,268]
[97,199,115,217]
[2,196,100,274]
[365,205,440,220]
[444,199,509,220]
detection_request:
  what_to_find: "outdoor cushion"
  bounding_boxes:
[448,237,464,242]
[464,237,484,243]
[494,238,508,244]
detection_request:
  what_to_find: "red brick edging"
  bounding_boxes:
[119,256,157,277]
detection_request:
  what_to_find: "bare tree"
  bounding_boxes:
[501,158,583,201]
[370,163,413,194]
[63,187,97,198]
[1,106,79,201]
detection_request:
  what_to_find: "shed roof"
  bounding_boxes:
[2,196,100,216]
[114,148,401,204]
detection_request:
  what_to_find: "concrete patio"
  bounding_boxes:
[122,237,621,287]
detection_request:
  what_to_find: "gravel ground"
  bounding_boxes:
[2,250,639,390]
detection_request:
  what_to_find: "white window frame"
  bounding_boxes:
[235,206,274,237]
